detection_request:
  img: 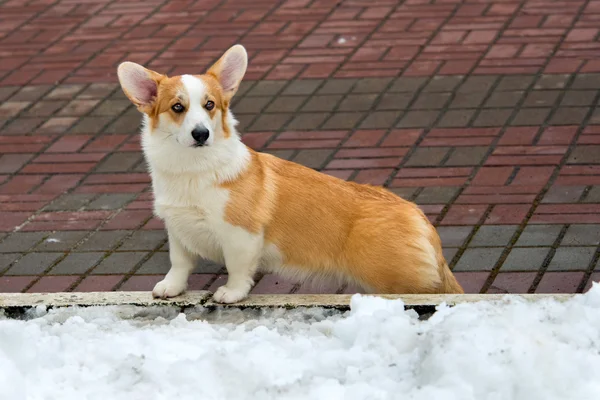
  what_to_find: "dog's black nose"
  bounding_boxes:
[191,126,210,146]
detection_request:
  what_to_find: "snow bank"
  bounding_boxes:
[2,286,600,400]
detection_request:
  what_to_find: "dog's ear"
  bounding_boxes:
[117,62,165,110]
[207,44,248,101]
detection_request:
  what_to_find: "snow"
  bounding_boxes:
[2,286,600,400]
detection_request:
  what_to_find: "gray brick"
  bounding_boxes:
[46,193,95,211]
[91,99,131,116]
[248,114,292,131]
[473,109,512,127]
[104,109,141,134]
[389,188,417,200]
[437,226,473,247]
[412,93,451,109]
[86,194,136,210]
[549,107,589,125]
[233,96,271,113]
[5,252,61,275]
[283,80,323,95]
[454,248,504,271]
[443,248,458,263]
[542,185,585,203]
[301,95,342,112]
[318,79,357,94]
[523,90,560,107]
[515,225,563,246]
[91,252,148,274]
[449,92,488,108]
[136,252,170,274]
[561,224,600,246]
[49,252,105,275]
[0,154,33,173]
[485,91,523,108]
[338,94,379,111]
[0,232,49,252]
[376,93,413,110]
[389,77,427,93]
[501,247,550,271]
[470,225,518,247]
[195,259,224,273]
[118,231,167,251]
[359,111,399,129]
[0,253,20,273]
[458,76,497,93]
[422,76,462,92]
[265,96,306,113]
[70,116,114,134]
[396,110,438,128]
[11,85,52,101]
[77,231,131,251]
[264,149,295,160]
[496,75,534,91]
[560,90,597,106]
[547,247,596,271]
[445,146,488,166]
[322,112,364,130]
[247,81,286,96]
[571,73,600,89]
[34,231,89,252]
[415,186,459,204]
[96,153,143,173]
[77,83,117,99]
[534,74,570,90]
[568,145,600,164]
[437,109,474,128]
[292,149,333,169]
[511,108,550,126]
[583,186,600,203]
[352,78,392,93]
[405,147,450,166]
[286,113,329,130]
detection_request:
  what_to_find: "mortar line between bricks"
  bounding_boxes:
[481,87,600,293]
[527,225,570,291]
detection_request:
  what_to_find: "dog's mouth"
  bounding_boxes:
[192,142,206,148]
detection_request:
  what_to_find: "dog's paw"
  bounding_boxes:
[152,279,186,299]
[212,285,249,304]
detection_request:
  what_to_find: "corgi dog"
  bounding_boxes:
[116,44,464,303]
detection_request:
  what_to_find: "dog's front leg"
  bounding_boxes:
[212,239,261,304]
[152,232,198,299]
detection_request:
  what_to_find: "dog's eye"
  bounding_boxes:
[205,101,215,111]
[171,103,185,113]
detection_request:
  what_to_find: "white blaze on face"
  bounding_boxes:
[178,74,214,148]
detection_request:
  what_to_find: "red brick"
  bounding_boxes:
[454,272,488,294]
[242,132,274,149]
[536,204,600,214]
[34,153,106,163]
[457,194,536,204]
[327,157,401,169]
[0,276,35,293]
[537,126,578,145]
[22,163,96,174]
[82,135,130,152]
[488,272,536,294]
[27,276,79,293]
[322,170,353,180]
[536,272,584,293]
[440,204,488,225]
[397,167,472,178]
[530,214,600,224]
[343,130,386,147]
[565,28,598,42]
[380,130,422,147]
[392,177,467,187]
[21,220,103,231]
[252,274,295,294]
[353,169,393,185]
[76,183,148,193]
[101,210,151,230]
[485,204,530,224]
[74,275,124,292]
[46,135,91,153]
[0,175,46,194]
[84,174,151,185]
[471,167,513,186]
[511,166,555,187]
[34,174,84,194]
[336,147,408,158]
[142,217,165,230]
[583,273,600,293]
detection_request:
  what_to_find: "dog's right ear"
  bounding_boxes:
[117,62,164,111]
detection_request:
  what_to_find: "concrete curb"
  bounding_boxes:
[0,291,576,316]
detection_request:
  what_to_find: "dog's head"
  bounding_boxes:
[117,45,247,149]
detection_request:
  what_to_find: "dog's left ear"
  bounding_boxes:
[207,44,248,102]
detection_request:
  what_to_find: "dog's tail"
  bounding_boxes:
[439,260,464,294]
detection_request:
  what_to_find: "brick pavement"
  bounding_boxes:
[0,0,599,295]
